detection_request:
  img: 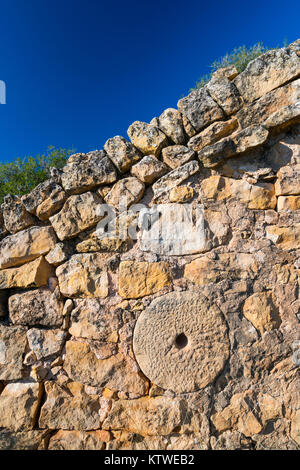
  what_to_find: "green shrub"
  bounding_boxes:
[0,146,73,205]
[191,40,288,91]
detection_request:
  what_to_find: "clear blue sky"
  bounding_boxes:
[0,0,299,163]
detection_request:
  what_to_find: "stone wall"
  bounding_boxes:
[0,39,300,450]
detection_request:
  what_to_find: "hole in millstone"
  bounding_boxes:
[174,333,188,350]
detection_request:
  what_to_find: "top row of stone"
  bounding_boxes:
[0,40,300,238]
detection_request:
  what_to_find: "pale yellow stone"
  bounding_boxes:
[169,186,194,202]
[118,261,171,298]
[243,291,281,335]
[0,382,43,431]
[201,175,276,209]
[0,226,57,269]
[266,224,300,250]
[277,196,300,211]
[0,256,54,289]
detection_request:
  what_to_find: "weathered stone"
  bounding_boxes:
[211,392,263,437]
[291,410,300,445]
[0,210,8,240]
[290,39,300,57]
[188,117,238,152]
[206,77,242,115]
[103,397,184,435]
[264,103,300,130]
[139,203,211,255]
[0,324,27,380]
[45,242,72,266]
[63,341,147,396]
[0,256,54,289]
[48,430,105,450]
[275,164,300,196]
[118,261,171,299]
[39,381,102,430]
[0,225,57,269]
[69,299,122,342]
[201,175,276,209]
[169,186,194,203]
[162,145,196,169]
[212,65,238,81]
[104,177,145,209]
[233,47,300,103]
[0,382,42,431]
[56,253,108,298]
[184,252,258,286]
[236,78,300,128]
[133,291,229,393]
[104,135,142,173]
[1,195,35,234]
[61,150,117,194]
[277,196,300,212]
[182,114,197,138]
[127,121,169,157]
[22,180,67,220]
[49,192,103,240]
[177,87,225,132]
[152,160,199,199]
[27,328,66,360]
[266,224,300,250]
[198,125,269,168]
[0,430,48,450]
[243,292,281,335]
[131,155,167,184]
[76,211,135,253]
[9,287,63,327]
[150,108,186,145]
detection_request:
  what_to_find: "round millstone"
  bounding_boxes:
[133,291,230,394]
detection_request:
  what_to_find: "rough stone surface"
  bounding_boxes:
[50,192,103,240]
[198,125,269,168]
[27,328,67,360]
[9,287,63,327]
[39,381,102,430]
[150,108,186,145]
[133,291,229,393]
[0,430,48,450]
[0,226,57,269]
[103,397,184,435]
[118,261,171,298]
[152,160,199,199]
[0,382,42,431]
[243,292,281,335]
[69,299,122,342]
[0,324,27,380]
[61,150,117,194]
[56,254,108,298]
[162,145,196,169]
[206,77,242,115]
[177,86,225,132]
[104,135,142,173]
[131,155,168,184]
[22,180,67,221]
[234,47,300,102]
[169,185,194,203]
[1,195,35,234]
[0,256,54,289]
[48,430,105,450]
[127,121,169,157]
[275,164,300,195]
[104,177,145,209]
[188,117,238,152]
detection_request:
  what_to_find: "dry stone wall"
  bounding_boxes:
[0,39,300,450]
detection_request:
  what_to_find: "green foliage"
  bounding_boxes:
[191,40,288,91]
[0,146,73,205]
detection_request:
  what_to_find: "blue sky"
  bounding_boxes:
[0,0,299,163]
